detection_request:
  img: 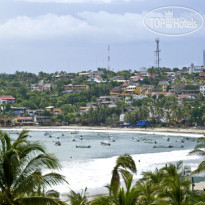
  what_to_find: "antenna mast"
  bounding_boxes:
[107,45,110,70]
[155,38,161,69]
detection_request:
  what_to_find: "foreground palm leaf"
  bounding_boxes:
[0,130,67,205]
[67,187,88,205]
[110,154,136,195]
[189,136,205,175]
[156,162,198,205]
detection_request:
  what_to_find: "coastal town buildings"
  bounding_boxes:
[0,95,15,104]
[64,84,89,93]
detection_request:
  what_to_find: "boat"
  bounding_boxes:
[144,140,157,144]
[163,136,170,141]
[101,141,111,146]
[132,137,140,142]
[9,131,19,135]
[176,138,184,143]
[44,131,51,136]
[108,137,115,142]
[71,131,78,134]
[153,145,184,148]
[132,137,146,142]
[76,145,91,148]
[54,141,61,146]
[153,145,166,148]
[108,134,112,138]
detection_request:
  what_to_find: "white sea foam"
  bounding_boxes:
[54,149,200,196]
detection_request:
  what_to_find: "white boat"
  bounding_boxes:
[132,137,144,142]
[176,138,184,143]
[44,131,52,136]
[9,131,19,135]
[101,140,111,146]
[109,137,115,142]
[163,137,170,141]
[144,139,157,144]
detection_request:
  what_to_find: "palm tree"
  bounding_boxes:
[91,195,112,205]
[91,155,137,205]
[156,162,197,205]
[136,168,165,204]
[189,135,205,175]
[110,154,137,195]
[67,187,88,205]
[135,180,156,205]
[141,168,164,185]
[112,175,138,205]
[0,130,67,205]
[91,175,138,205]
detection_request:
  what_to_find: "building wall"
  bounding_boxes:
[200,85,205,96]
[64,85,89,91]
[134,87,141,94]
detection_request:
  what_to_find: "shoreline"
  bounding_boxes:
[2,125,205,201]
[1,126,204,137]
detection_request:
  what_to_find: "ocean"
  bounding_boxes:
[4,129,203,197]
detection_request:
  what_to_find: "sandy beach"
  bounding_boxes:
[1,126,205,137]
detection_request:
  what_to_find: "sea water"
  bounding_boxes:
[5,129,202,196]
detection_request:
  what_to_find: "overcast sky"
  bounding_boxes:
[0,0,204,73]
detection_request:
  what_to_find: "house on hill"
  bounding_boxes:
[0,95,15,104]
[64,84,89,93]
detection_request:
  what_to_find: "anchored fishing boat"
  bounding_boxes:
[76,145,91,148]
[153,145,184,148]
[54,141,61,146]
[101,141,111,146]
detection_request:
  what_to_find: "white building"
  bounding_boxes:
[0,99,7,104]
[125,94,148,105]
[189,66,205,74]
[200,85,205,96]
[139,67,148,74]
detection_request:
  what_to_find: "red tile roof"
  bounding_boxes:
[0,95,15,100]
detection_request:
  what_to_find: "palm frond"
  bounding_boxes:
[16,196,67,205]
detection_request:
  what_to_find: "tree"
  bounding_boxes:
[189,136,205,175]
[67,188,88,205]
[173,68,180,72]
[135,180,156,205]
[91,155,138,205]
[111,175,138,205]
[65,113,76,124]
[0,130,67,205]
[156,162,197,205]
[61,104,75,114]
[110,154,137,195]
